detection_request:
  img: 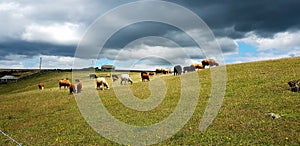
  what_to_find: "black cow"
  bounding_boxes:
[288,80,300,92]
[183,66,196,73]
[174,65,182,76]
[89,74,97,79]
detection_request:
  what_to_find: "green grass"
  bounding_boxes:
[1,57,300,145]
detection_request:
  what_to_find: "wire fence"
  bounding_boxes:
[0,130,22,146]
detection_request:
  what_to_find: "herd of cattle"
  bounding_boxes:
[37,59,219,94]
[35,58,300,94]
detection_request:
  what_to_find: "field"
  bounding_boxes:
[1,57,300,145]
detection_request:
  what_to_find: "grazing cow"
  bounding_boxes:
[156,68,171,74]
[174,65,182,76]
[59,79,71,89]
[288,80,300,92]
[37,82,44,90]
[112,74,119,82]
[202,59,219,68]
[191,63,204,70]
[121,74,133,85]
[89,74,97,79]
[183,66,196,73]
[163,68,171,74]
[156,68,163,74]
[69,84,76,94]
[75,79,82,93]
[149,72,155,76]
[141,72,150,82]
[96,77,109,90]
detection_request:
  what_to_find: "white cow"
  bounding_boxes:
[96,77,109,90]
[120,74,133,85]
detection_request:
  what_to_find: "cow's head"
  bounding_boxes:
[128,78,133,84]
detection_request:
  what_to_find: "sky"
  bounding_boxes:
[0,0,299,70]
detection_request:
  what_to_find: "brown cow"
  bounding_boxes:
[75,79,82,93]
[59,79,71,89]
[149,72,155,76]
[69,84,76,94]
[201,59,219,68]
[156,68,171,74]
[37,82,44,90]
[191,63,204,70]
[141,72,150,82]
[155,68,163,74]
[163,68,171,74]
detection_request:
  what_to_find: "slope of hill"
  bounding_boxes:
[0,57,299,145]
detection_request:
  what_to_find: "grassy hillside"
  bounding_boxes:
[0,57,299,145]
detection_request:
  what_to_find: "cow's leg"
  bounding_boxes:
[104,83,109,89]
[96,82,100,89]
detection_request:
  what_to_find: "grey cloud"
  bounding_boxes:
[1,0,299,68]
[170,0,300,38]
[0,40,76,60]
[102,21,206,49]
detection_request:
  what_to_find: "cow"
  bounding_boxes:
[75,79,82,93]
[112,74,119,82]
[191,63,204,70]
[96,77,109,90]
[288,80,300,92]
[141,72,150,82]
[201,59,219,68]
[156,68,171,74]
[59,79,71,89]
[120,74,133,85]
[149,72,155,76]
[37,82,44,90]
[155,68,163,74]
[183,66,196,73]
[174,65,182,76]
[163,68,171,74]
[69,84,76,94]
[89,74,97,79]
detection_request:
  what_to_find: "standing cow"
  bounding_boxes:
[69,84,76,94]
[149,72,155,76]
[183,66,196,73]
[59,79,71,89]
[156,68,163,74]
[156,68,171,74]
[191,63,204,70]
[174,65,182,76]
[141,72,150,82]
[75,79,82,93]
[201,59,219,68]
[89,74,97,79]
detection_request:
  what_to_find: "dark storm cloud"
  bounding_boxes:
[1,0,299,68]
[170,0,300,37]
[0,40,76,60]
[103,21,198,49]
